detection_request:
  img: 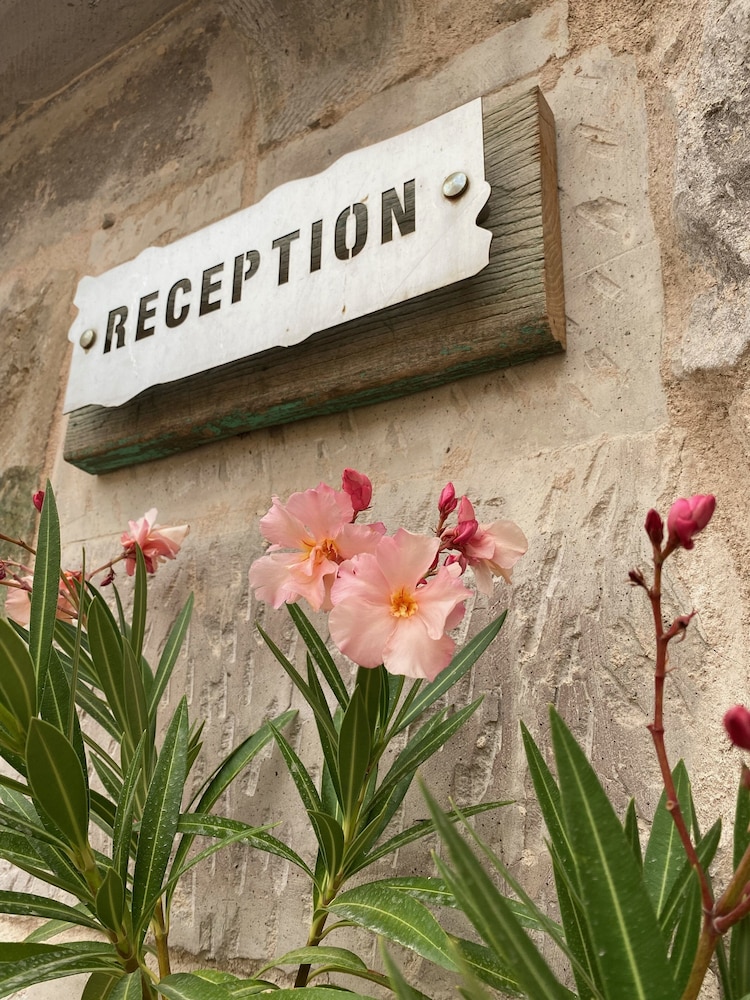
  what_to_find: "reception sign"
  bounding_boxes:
[64,101,491,412]
[64,86,565,474]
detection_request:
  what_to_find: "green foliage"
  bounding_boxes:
[0,486,295,998]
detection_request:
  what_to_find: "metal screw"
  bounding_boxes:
[442,171,469,199]
[79,329,96,350]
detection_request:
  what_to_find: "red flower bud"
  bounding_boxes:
[438,483,458,517]
[341,468,372,513]
[644,508,664,548]
[667,494,716,550]
[724,705,750,751]
[32,491,45,512]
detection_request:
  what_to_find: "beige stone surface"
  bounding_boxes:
[0,0,745,997]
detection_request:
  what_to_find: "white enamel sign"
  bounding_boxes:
[64,99,491,412]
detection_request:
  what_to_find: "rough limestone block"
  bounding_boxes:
[674,0,750,373]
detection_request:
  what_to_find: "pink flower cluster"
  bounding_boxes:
[249,471,527,681]
[3,503,189,626]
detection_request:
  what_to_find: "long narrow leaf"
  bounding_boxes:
[345,799,509,876]
[328,882,456,970]
[268,723,322,815]
[132,698,188,937]
[130,546,148,667]
[87,600,127,735]
[370,699,482,814]
[286,603,349,708]
[643,761,692,916]
[337,687,371,819]
[0,941,119,998]
[0,618,36,741]
[25,719,90,854]
[149,594,193,719]
[109,971,144,999]
[550,708,678,1000]
[28,481,60,695]
[731,768,750,998]
[391,613,506,734]
[176,813,314,878]
[0,890,100,929]
[112,731,148,886]
[423,785,573,1000]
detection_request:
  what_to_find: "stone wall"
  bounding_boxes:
[1,1,746,995]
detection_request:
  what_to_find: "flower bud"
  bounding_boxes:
[667,494,716,550]
[341,468,372,513]
[452,518,479,546]
[438,483,458,517]
[644,508,664,548]
[32,491,45,512]
[724,705,750,751]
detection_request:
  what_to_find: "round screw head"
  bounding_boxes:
[79,329,96,350]
[442,171,469,199]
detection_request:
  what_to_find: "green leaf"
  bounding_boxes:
[28,481,61,694]
[422,785,573,1000]
[624,798,642,867]
[121,637,150,753]
[108,971,143,1000]
[658,818,720,941]
[371,699,482,814]
[74,681,120,743]
[380,944,425,1000]
[452,938,524,996]
[40,649,86,775]
[81,970,120,1000]
[309,809,344,877]
[306,657,343,806]
[25,718,90,854]
[390,613,506,734]
[286,603,349,709]
[337,687,372,819]
[643,761,692,916]
[346,798,509,876]
[268,723,322,815]
[0,618,36,741]
[0,889,100,929]
[95,867,125,933]
[550,707,678,1000]
[0,941,119,998]
[149,594,193,719]
[328,882,456,970]
[668,863,702,996]
[262,946,367,975]
[156,972,235,999]
[130,545,148,667]
[132,698,188,937]
[256,626,337,742]
[87,599,127,735]
[175,813,314,878]
[731,768,750,998]
[112,731,148,887]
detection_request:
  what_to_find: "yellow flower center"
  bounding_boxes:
[390,587,418,619]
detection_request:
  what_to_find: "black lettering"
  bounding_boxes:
[382,180,416,243]
[310,220,323,272]
[104,306,128,352]
[334,203,368,260]
[272,230,300,285]
[165,279,191,328]
[232,251,261,304]
[199,263,224,316]
[135,292,158,341]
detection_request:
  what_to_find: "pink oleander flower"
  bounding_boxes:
[121,509,190,575]
[448,497,528,594]
[341,468,372,514]
[249,483,385,611]
[4,573,78,627]
[329,529,471,680]
[724,705,750,751]
[667,494,716,550]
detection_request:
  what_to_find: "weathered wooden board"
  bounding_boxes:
[64,86,565,474]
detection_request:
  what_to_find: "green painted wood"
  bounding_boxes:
[64,86,565,475]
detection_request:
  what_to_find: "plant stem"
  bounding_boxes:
[153,900,171,979]
[681,914,719,1000]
